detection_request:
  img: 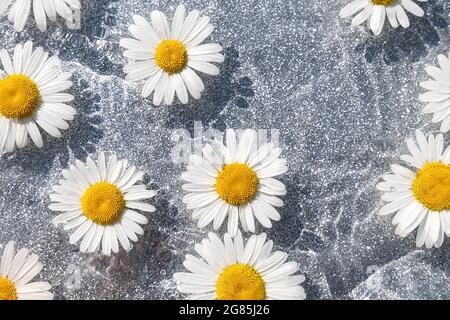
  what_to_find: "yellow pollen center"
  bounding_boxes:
[216,264,266,300]
[215,163,258,206]
[371,0,396,5]
[0,74,40,119]
[155,40,188,74]
[0,277,16,300]
[412,162,450,212]
[81,182,125,225]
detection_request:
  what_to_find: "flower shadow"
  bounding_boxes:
[59,77,104,165]
[268,174,306,249]
[163,47,255,132]
[356,0,448,65]
[90,183,182,297]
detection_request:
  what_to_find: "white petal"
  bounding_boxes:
[180,67,204,100]
[227,206,239,237]
[351,4,373,26]
[14,261,43,287]
[396,5,410,28]
[171,4,186,39]
[123,209,148,225]
[339,0,367,18]
[33,0,47,31]
[69,220,92,245]
[370,5,386,36]
[1,241,15,277]
[386,6,399,28]
[13,0,31,32]
[151,10,171,39]
[0,48,14,74]
[399,0,424,17]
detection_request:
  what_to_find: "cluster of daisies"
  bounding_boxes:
[340,0,450,249]
[0,4,305,301]
[175,128,305,300]
[339,1,450,247]
[375,31,450,247]
[1,0,445,302]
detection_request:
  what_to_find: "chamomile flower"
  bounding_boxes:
[49,152,157,256]
[419,52,450,133]
[182,129,288,237]
[377,129,450,248]
[0,0,81,32]
[339,0,427,36]
[174,232,306,300]
[120,4,224,105]
[0,41,75,153]
[0,241,53,300]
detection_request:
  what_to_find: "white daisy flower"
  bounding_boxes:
[0,41,75,153]
[377,129,450,248]
[419,52,450,133]
[339,0,427,36]
[120,4,224,105]
[174,232,306,300]
[0,241,53,300]
[48,152,157,256]
[0,0,81,32]
[182,129,288,237]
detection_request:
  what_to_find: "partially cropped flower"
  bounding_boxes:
[0,41,75,153]
[49,152,157,256]
[419,51,450,132]
[0,241,53,300]
[174,232,306,300]
[182,129,287,237]
[120,4,224,105]
[339,0,427,36]
[0,0,81,32]
[377,129,450,248]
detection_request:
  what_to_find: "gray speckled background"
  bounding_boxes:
[1,0,450,300]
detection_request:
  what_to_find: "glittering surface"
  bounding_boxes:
[1,0,450,300]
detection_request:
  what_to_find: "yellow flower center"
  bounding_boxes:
[216,263,266,300]
[412,162,450,212]
[0,74,40,119]
[155,40,188,74]
[215,163,258,206]
[0,277,16,300]
[371,0,396,5]
[81,182,125,225]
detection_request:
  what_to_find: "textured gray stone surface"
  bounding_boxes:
[1,0,450,299]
